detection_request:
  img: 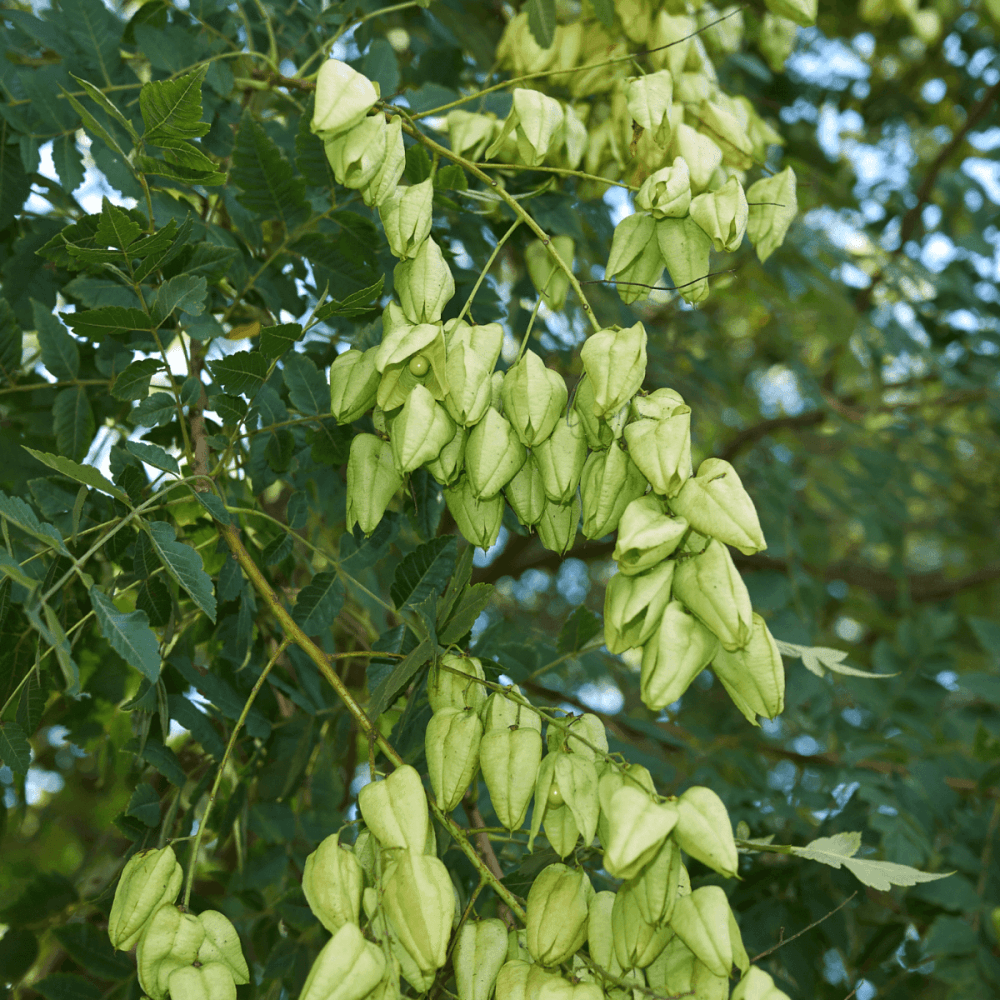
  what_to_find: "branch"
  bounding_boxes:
[718,410,826,462]
[462,792,515,929]
[750,892,857,962]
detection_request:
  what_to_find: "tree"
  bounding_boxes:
[0,0,997,998]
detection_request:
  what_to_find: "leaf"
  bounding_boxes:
[154,274,207,319]
[140,65,211,146]
[367,637,434,721]
[208,393,247,426]
[130,391,176,427]
[94,196,142,249]
[293,570,345,634]
[968,616,1000,659]
[231,111,309,227]
[136,577,172,629]
[124,439,180,475]
[23,447,127,501]
[390,536,457,612]
[499,847,562,898]
[147,521,217,622]
[32,603,80,696]
[775,640,898,679]
[209,351,269,398]
[170,656,270,738]
[409,468,445,541]
[193,492,231,525]
[0,928,39,984]
[65,306,151,340]
[126,781,161,826]
[68,73,139,142]
[558,605,603,654]
[59,85,131,162]
[0,720,31,775]
[439,583,493,646]
[282,352,327,415]
[53,387,95,462]
[123,735,187,786]
[0,298,23,384]
[586,0,615,27]
[0,490,70,555]
[90,587,162,682]
[112,358,165,401]
[167,693,226,759]
[404,144,433,185]
[260,322,302,359]
[52,923,132,980]
[34,973,103,1000]
[32,300,80,379]
[0,871,77,926]
[526,0,557,48]
[16,668,47,737]
[313,276,384,321]
[790,832,954,891]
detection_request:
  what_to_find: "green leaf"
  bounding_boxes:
[112,358,165,401]
[500,847,562,897]
[209,351,269,398]
[130,391,176,427]
[434,164,468,191]
[0,490,71,556]
[167,693,226,759]
[231,111,309,227]
[409,468,445,541]
[404,144,433,185]
[124,439,179,475]
[62,0,122,85]
[260,322,302,359]
[31,300,80,379]
[193,492,231,525]
[586,0,615,27]
[390,536,457,612]
[126,781,161,826]
[154,273,207,319]
[23,447,127,501]
[0,298,23,384]
[0,720,31,775]
[439,583,493,645]
[123,735,187,786]
[313,276,385,321]
[140,65,211,147]
[293,570,344,634]
[65,306,151,340]
[367,637,434,721]
[69,73,139,141]
[90,587,162,682]
[16,667,46,737]
[53,387,95,462]
[170,656,269,737]
[209,392,247,426]
[775,640,897,679]
[136,577,172,629]
[436,544,474,625]
[52,923,133,980]
[34,973,103,1000]
[134,149,224,185]
[558,606,602,654]
[0,928,39,984]
[52,133,86,193]
[526,0,557,48]
[282,352,327,415]
[147,521,217,622]
[968,616,1000,659]
[94,196,142,250]
[59,85,131,162]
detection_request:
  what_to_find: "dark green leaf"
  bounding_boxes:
[0,490,71,556]
[586,0,615,27]
[65,306,151,340]
[68,73,139,142]
[52,923,132,980]
[0,928,38,984]
[147,521,217,622]
[282,352,326,415]
[140,65,210,146]
[968,616,1000,659]
[135,577,172,629]
[313,276,385,321]
[0,298,23,384]
[167,693,225,759]
[208,392,247,426]
[0,872,77,926]
[111,359,164,401]
[126,781,161,826]
[362,39,400,95]
[500,847,562,897]
[0,720,31,775]
[260,322,302,359]
[34,973,102,1000]
[53,387,95,462]
[409,469,445,541]
[261,532,293,564]
[154,274,207,320]
[293,570,344,634]
[90,587,162,682]
[193,492,231,525]
[558,606,603,654]
[209,351,269,398]
[439,583,493,646]
[390,536,457,611]
[434,164,468,191]
[94,196,142,250]
[404,144,433,184]
[123,735,187,786]
[231,112,309,227]
[526,0,557,48]
[124,440,180,475]
[367,637,434,721]
[23,447,126,500]
[31,300,80,379]
[130,391,176,427]
[16,668,47,737]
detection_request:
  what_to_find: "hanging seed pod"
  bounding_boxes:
[672,786,739,879]
[611,882,673,969]
[631,837,684,927]
[506,453,548,528]
[311,59,378,139]
[357,764,430,854]
[534,411,588,504]
[646,935,728,1000]
[136,905,206,1000]
[745,167,797,263]
[395,238,455,324]
[480,724,543,830]
[671,539,753,651]
[345,434,403,537]
[454,919,509,1000]
[587,891,623,977]
[390,385,455,475]
[525,864,594,967]
[596,764,657,848]
[330,348,380,424]
[195,910,250,986]
[302,836,364,933]
[580,446,648,540]
[623,390,692,498]
[166,962,237,1000]
[604,786,679,880]
[362,117,405,208]
[299,922,387,1000]
[613,497,688,576]
[639,602,719,710]
[731,966,793,1000]
[604,561,675,654]
[668,886,749,978]
[604,215,665,306]
[501,351,569,448]
[466,408,527,499]
[444,476,505,550]
[425,707,483,812]
[428,655,487,712]
[325,115,389,190]
[379,179,434,259]
[536,495,580,555]
[655,215,712,305]
[579,322,648,420]
[425,423,467,486]
[711,613,785,725]
[525,236,575,310]
[108,846,184,951]
[635,159,692,219]
[443,321,504,426]
[546,712,608,760]
[689,176,749,253]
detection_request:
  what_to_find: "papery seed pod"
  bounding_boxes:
[364,888,435,993]
[668,886,749,978]
[580,322,647,419]
[425,423,467,486]
[395,238,455,324]
[671,539,753,651]
[525,864,593,966]
[447,110,497,159]
[505,453,548,528]
[299,921,387,1000]
[604,786,679,880]
[542,799,583,858]
[745,167,797,263]
[362,117,405,208]
[534,411,588,504]
[443,321,504,426]
[425,707,483,812]
[626,71,674,145]
[390,385,455,475]
[674,72,710,105]
[527,754,576,856]
[352,828,378,884]
[669,123,722,194]
[547,712,608,760]
[640,601,719,710]
[536,495,580,555]
[482,687,542,731]
[597,765,656,848]
[604,561,674,654]
[538,979,605,1000]
[526,236,574,311]
[758,14,798,72]
[612,882,674,969]
[553,752,600,846]
[466,409,527,499]
[375,320,448,405]
[645,935,728,1000]
[689,176,749,253]
[673,786,739,878]
[632,836,683,927]
[302,836,364,933]
[588,891,623,976]
[381,851,455,976]
[655,216,712,305]
[108,846,183,951]
[487,89,565,167]
[454,919,509,1000]
[731,966,792,1000]
[357,764,430,854]
[496,12,558,74]
[196,910,250,985]
[572,376,615,450]
[312,59,378,139]
[496,960,561,1000]
[346,434,403,537]
[554,104,588,169]
[167,961,237,1000]
[763,0,817,26]
[604,214,665,306]
[623,415,691,500]
[580,446,648,540]
[330,348,380,424]
[481,724,543,829]
[711,613,784,724]
[136,905,205,1000]
[649,12,695,75]
[428,655,487,712]
[613,497,688,576]
[635,158,692,219]
[325,115,388,190]
[501,351,568,448]
[444,476,505,550]
[697,100,754,171]
[379,179,435,260]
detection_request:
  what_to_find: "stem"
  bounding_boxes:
[455,219,521,324]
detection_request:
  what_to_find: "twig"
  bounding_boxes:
[751,892,857,962]
[462,792,515,928]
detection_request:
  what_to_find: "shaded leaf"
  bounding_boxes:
[123,735,187,786]
[367,637,434,721]
[140,65,210,146]
[0,928,39,984]
[0,490,70,555]
[94,196,142,249]
[313,276,384,321]
[23,447,127,500]
[124,439,180,475]
[293,570,344,634]
[260,322,302,359]
[52,923,132,980]
[147,521,217,622]
[439,583,493,646]
[209,351,269,398]
[526,0,557,48]
[558,606,602,654]
[390,536,457,612]
[0,720,31,775]
[32,300,79,379]
[282,352,326,415]
[231,111,309,227]
[126,782,161,826]
[53,387,95,462]
[111,358,164,401]
[34,973,102,1000]
[90,587,162,682]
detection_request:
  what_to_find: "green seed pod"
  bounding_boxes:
[330,348,380,424]
[425,423,467,486]
[425,707,483,812]
[596,765,656,848]
[613,497,688,576]
[428,655,487,712]
[495,960,562,1000]
[712,613,784,725]
[381,851,455,976]
[746,167,797,263]
[325,115,388,190]
[525,864,593,967]
[689,176,749,253]
[763,0,816,26]
[480,725,543,830]
[646,935,728,1000]
[604,786,678,880]
[730,966,793,1000]
[375,319,449,409]
[696,100,754,171]
[446,110,497,160]
[390,384,456,475]
[166,962,236,1000]
[299,921,387,1000]
[536,495,580,555]
[357,764,430,854]
[454,919,509,1000]
[655,215,712,305]
[443,321,504,426]
[626,71,674,145]
[379,179,434,260]
[580,446,647,540]
[501,351,568,448]
[612,882,673,969]
[604,561,675,654]
[108,846,183,951]
[668,886,748,978]
[368,954,401,1000]
[580,322,647,420]
[604,215,664,306]
[487,88,565,167]
[482,687,542,732]
[622,392,692,499]
[311,59,378,140]
[553,752,600,846]
[673,786,739,879]
[640,601,719,710]
[466,408,527,499]
[444,476,505,550]
[635,158,691,219]
[505,453,548,528]
[572,376,615,450]
[364,888,434,993]
[195,911,250,985]
[136,905,206,1000]
[302,836,364,933]
[669,123,722,194]
[352,828,378,884]
[534,411,588,503]
[546,712,608,760]
[361,117,405,208]
[395,238,455,324]
[671,539,753,651]
[587,891,623,976]
[538,979,605,1000]
[631,837,683,927]
[345,434,403,537]
[525,236,575,311]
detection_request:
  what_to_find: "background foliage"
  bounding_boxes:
[0,0,998,999]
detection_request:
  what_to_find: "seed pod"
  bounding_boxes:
[428,655,486,712]
[425,707,483,812]
[394,238,455,324]
[580,322,647,420]
[352,828,378,884]
[447,110,497,160]
[196,911,250,985]
[375,321,448,410]
[536,495,580,555]
[671,539,753,651]
[443,321,504,426]
[525,864,593,966]
[167,961,237,1000]
[640,602,719,710]
[696,100,754,171]
[481,725,543,829]
[534,411,588,503]
[454,919,509,1000]
[668,886,748,978]
[390,385,455,475]
[364,888,434,993]
[525,236,575,310]
[746,168,797,263]
[444,476,505,550]
[346,434,403,537]
[381,851,455,976]
[546,712,608,760]
[613,497,687,576]
[330,348,380,424]
[487,88,565,167]
[596,765,656,848]
[425,423,467,486]
[302,836,364,933]
[631,837,683,926]
[764,0,816,26]
[496,960,562,1000]
[635,158,692,219]
[612,882,673,969]
[669,123,722,195]
[362,117,406,208]
[538,979,605,1000]
[731,966,792,1000]
[136,905,206,1000]
[689,176,749,253]
[325,115,388,190]
[604,786,678,880]
[626,71,674,145]
[380,179,434,260]
[466,408,527,498]
[580,447,647,540]
[622,394,692,499]
[108,846,183,951]
[357,764,430,854]
[604,214,665,306]
[604,561,674,654]
[299,921,387,1000]
[501,351,568,448]
[505,453,548,528]
[673,786,739,879]
[646,935,728,1000]
[587,891,623,976]
[572,376,615,450]
[312,59,378,139]
[654,215,712,305]
[711,613,784,724]
[482,688,542,732]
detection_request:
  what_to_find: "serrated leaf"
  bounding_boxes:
[790,832,953,891]
[16,669,47,737]
[558,605,603,654]
[69,73,139,141]
[193,492,231,525]
[53,387,95,462]
[404,144,433,185]
[282,352,326,415]
[130,391,176,427]
[260,322,302,359]
[313,276,384,322]
[0,490,70,555]
[90,587,162,682]
[33,973,103,1000]
[0,298,23,384]
[167,692,226,759]
[367,637,434,721]
[32,300,79,379]
[59,85,131,161]
[261,532,293,564]
[154,273,207,319]
[126,781,161,826]
[208,351,269,398]
[135,577,172,629]
[293,570,344,634]
[526,0,557,48]
[775,640,897,679]
[438,583,493,646]
[0,720,32,775]
[124,439,180,475]
[52,923,132,980]
[112,358,165,401]
[23,447,127,500]
[147,521,216,622]
[94,196,142,250]
[208,392,247,426]
[123,735,187,786]
[231,111,309,227]
[64,306,151,340]
[140,65,211,147]
[0,927,39,984]
[436,544,475,626]
[390,536,457,612]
